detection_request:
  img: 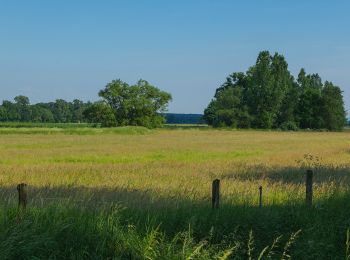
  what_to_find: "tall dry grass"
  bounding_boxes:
[0,128,349,258]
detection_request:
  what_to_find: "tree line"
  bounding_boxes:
[0,96,206,126]
[204,51,346,130]
[0,79,172,128]
[0,96,90,123]
[0,51,347,130]
[165,113,205,124]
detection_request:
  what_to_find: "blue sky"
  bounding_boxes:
[0,1,349,114]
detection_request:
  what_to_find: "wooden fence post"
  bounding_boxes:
[306,170,313,207]
[212,179,220,209]
[259,186,262,208]
[17,183,27,211]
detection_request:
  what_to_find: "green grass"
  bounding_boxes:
[0,126,151,135]
[164,124,209,129]
[0,204,306,259]
[0,122,95,128]
[0,149,261,165]
[0,128,350,258]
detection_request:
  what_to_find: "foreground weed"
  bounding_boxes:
[346,229,350,260]
[281,230,302,260]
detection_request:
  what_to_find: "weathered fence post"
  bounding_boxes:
[17,183,27,211]
[259,186,262,208]
[212,179,220,209]
[305,170,313,207]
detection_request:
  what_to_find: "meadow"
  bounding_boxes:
[0,127,350,259]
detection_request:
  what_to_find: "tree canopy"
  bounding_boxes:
[0,97,90,123]
[85,79,172,128]
[83,101,116,127]
[204,51,346,130]
[0,79,171,128]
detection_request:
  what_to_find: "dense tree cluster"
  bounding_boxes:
[0,96,90,123]
[204,51,346,130]
[1,67,346,130]
[84,79,172,128]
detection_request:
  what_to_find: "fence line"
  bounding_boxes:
[14,170,314,215]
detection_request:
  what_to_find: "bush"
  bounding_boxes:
[280,121,298,131]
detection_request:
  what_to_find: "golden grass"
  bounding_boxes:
[0,128,349,208]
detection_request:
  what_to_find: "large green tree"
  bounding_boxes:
[204,51,346,131]
[98,79,172,128]
[245,52,295,128]
[14,95,31,122]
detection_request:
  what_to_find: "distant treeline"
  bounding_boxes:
[0,96,90,123]
[204,51,347,131]
[164,113,204,124]
[0,96,204,125]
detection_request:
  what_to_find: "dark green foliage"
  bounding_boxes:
[73,99,90,123]
[31,105,54,122]
[98,79,172,128]
[52,99,72,123]
[204,72,252,128]
[204,51,347,130]
[296,70,324,129]
[14,95,31,122]
[83,101,117,127]
[2,100,20,121]
[0,79,171,128]
[321,81,346,130]
[0,106,7,122]
[280,121,298,131]
[0,97,91,124]
[204,85,250,127]
[246,51,293,128]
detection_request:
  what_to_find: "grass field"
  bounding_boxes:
[1,127,350,259]
[0,122,95,128]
